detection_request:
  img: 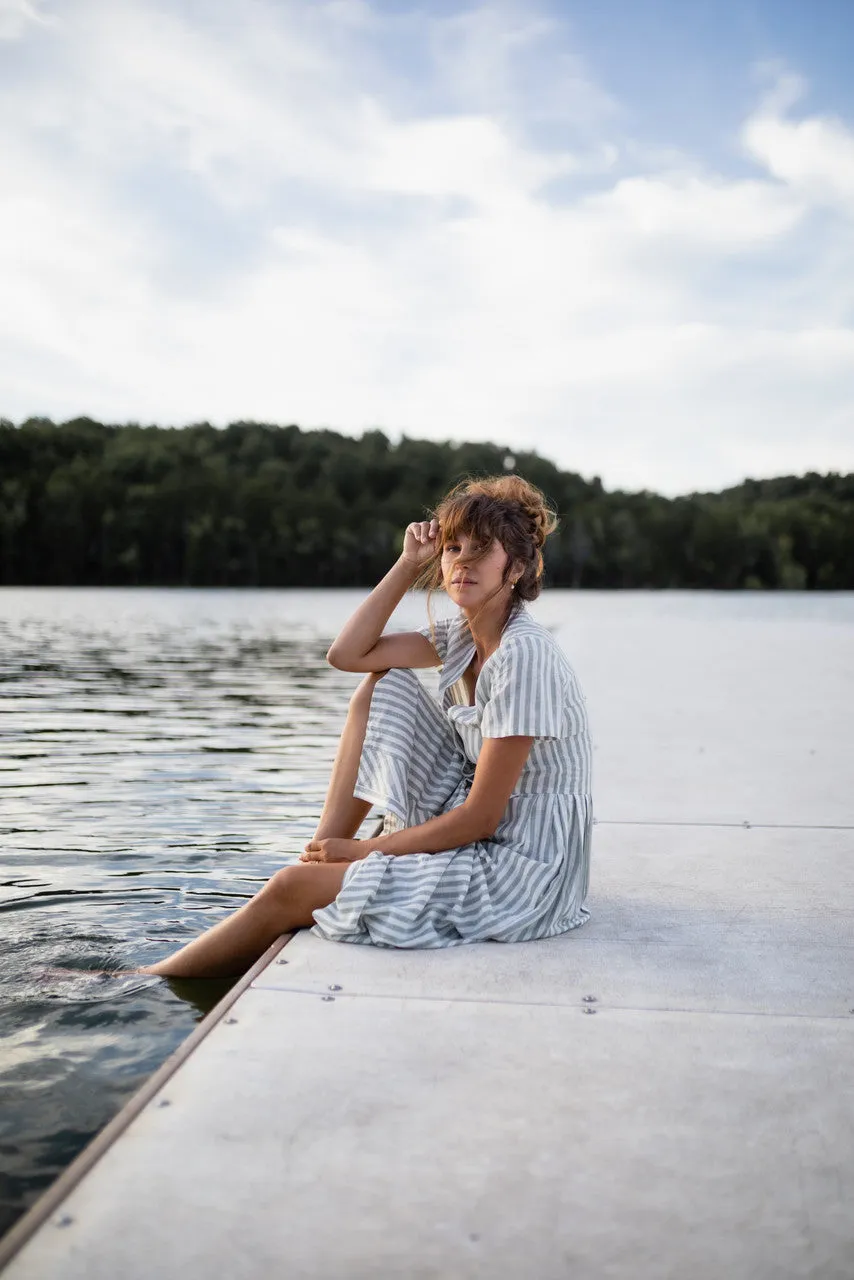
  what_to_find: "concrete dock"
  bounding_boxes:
[2,602,852,1278]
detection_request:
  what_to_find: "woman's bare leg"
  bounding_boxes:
[142,674,386,981]
[312,671,385,841]
[142,864,349,979]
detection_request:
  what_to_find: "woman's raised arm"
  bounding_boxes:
[326,520,441,673]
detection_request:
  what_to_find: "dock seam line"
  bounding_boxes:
[250,983,854,1022]
[596,820,854,830]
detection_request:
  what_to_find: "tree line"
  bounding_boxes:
[1,417,851,589]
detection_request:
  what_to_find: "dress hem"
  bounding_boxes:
[311,903,592,948]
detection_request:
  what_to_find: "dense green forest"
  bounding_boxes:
[1,417,852,589]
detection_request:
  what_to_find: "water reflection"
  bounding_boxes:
[0,591,358,1238]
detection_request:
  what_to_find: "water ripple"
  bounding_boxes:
[0,589,361,1240]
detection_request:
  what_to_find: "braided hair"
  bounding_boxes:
[415,475,558,621]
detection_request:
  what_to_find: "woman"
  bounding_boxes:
[144,475,592,978]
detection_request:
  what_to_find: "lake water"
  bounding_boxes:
[2,586,853,1239]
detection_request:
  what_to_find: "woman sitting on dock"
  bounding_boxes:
[144,475,593,978]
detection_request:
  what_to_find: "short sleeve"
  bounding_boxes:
[480,635,566,739]
[417,617,453,665]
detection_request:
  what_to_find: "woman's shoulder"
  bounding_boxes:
[491,610,584,703]
[478,609,575,739]
[499,608,566,662]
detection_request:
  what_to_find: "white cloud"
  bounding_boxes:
[743,79,854,212]
[0,0,50,40]
[364,111,578,205]
[582,172,804,248]
[0,2,852,494]
[425,5,617,132]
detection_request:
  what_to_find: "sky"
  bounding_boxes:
[1,0,853,496]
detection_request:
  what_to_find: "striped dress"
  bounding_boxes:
[311,603,593,948]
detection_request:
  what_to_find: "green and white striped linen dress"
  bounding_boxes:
[311,603,593,948]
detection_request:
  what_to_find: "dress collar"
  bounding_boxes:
[436,605,527,696]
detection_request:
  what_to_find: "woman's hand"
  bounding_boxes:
[300,838,369,864]
[401,519,440,568]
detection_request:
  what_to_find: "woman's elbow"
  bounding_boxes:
[466,804,505,841]
[325,644,344,669]
[326,643,358,670]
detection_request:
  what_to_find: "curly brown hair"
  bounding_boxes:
[415,474,558,626]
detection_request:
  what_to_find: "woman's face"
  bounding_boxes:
[441,531,512,610]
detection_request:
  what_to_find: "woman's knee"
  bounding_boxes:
[373,667,421,697]
[262,865,301,903]
[265,862,323,894]
[262,863,343,911]
[348,666,420,714]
